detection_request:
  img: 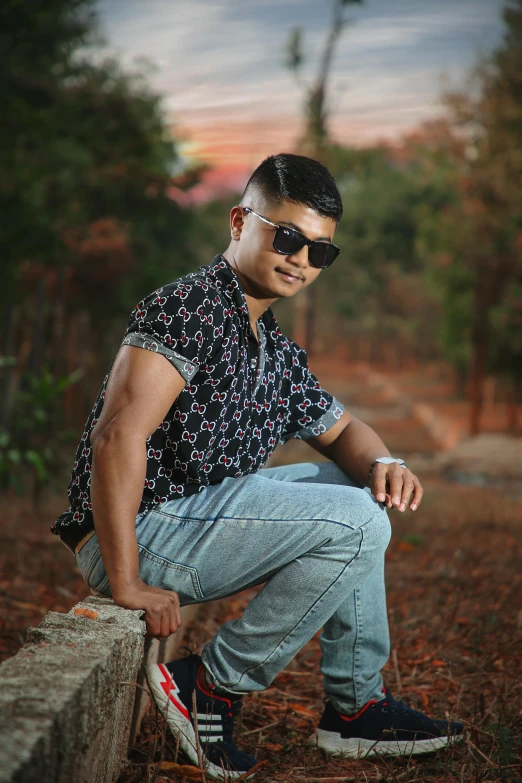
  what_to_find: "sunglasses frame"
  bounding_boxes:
[241,207,340,269]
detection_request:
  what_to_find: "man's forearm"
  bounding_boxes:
[90,430,147,598]
[328,418,391,487]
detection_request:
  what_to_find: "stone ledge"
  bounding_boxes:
[0,596,199,783]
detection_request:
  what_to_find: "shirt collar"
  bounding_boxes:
[208,254,277,332]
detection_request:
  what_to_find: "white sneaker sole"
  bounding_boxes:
[310,728,465,758]
[145,662,253,780]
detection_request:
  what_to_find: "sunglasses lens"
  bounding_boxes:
[273,227,305,255]
[273,224,340,268]
[309,243,339,269]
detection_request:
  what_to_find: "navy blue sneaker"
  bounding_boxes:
[310,687,465,758]
[146,653,257,780]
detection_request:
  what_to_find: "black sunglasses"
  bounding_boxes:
[242,207,340,269]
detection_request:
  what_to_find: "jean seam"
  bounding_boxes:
[92,572,110,594]
[353,585,362,710]
[154,508,365,531]
[228,523,368,689]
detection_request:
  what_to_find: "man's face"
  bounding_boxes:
[230,199,337,301]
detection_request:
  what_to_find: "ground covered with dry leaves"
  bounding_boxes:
[1,363,521,782]
[0,493,90,663]
[117,478,522,783]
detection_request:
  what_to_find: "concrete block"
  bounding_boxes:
[0,596,146,783]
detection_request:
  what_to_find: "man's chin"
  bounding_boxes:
[249,269,304,300]
[269,269,304,297]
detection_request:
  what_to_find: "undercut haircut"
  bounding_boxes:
[240,153,343,224]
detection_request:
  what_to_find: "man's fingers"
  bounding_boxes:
[161,604,172,639]
[389,467,404,509]
[147,607,161,639]
[399,474,415,512]
[169,597,181,634]
[410,476,424,510]
[372,463,388,502]
[372,463,424,512]
[148,606,163,639]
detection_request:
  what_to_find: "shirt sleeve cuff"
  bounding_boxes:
[121,332,199,382]
[280,396,345,444]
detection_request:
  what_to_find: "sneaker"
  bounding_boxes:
[310,687,465,758]
[145,652,257,780]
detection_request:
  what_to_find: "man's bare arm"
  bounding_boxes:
[90,343,186,638]
[307,410,423,512]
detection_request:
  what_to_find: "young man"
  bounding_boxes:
[51,153,464,779]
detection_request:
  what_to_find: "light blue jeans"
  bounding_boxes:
[76,461,391,715]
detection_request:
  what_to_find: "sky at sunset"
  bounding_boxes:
[96,0,507,196]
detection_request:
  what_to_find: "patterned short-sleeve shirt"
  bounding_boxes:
[50,254,344,540]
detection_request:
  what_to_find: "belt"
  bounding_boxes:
[59,526,96,555]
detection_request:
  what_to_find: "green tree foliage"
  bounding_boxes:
[310,143,448,362]
[415,0,522,432]
[1,0,196,320]
[0,0,201,495]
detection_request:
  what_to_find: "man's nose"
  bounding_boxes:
[286,244,310,268]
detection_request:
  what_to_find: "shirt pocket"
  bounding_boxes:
[137,544,204,605]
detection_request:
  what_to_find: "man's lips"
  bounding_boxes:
[275,268,303,282]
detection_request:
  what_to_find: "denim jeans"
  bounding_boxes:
[75,461,391,715]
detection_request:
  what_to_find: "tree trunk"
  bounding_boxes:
[505,380,519,435]
[5,310,32,430]
[28,273,47,375]
[469,338,487,435]
[64,312,79,429]
[52,262,66,379]
[292,0,351,352]
[468,280,494,436]
[1,303,16,429]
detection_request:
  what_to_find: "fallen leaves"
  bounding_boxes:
[158,761,203,779]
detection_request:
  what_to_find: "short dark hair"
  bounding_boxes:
[240,152,343,224]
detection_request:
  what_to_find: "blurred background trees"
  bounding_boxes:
[0,0,200,493]
[285,0,364,354]
[416,0,522,433]
[1,0,521,499]
[282,0,522,436]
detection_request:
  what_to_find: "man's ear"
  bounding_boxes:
[230,206,245,240]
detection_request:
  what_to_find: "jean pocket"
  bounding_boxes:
[137,544,204,604]
[75,534,111,596]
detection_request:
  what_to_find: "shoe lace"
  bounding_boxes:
[199,694,242,744]
[382,688,424,716]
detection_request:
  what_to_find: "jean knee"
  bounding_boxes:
[367,505,392,554]
[332,500,390,562]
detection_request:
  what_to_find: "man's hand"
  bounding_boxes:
[371,462,423,512]
[113,579,182,640]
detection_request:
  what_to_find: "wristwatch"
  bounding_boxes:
[368,457,408,485]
